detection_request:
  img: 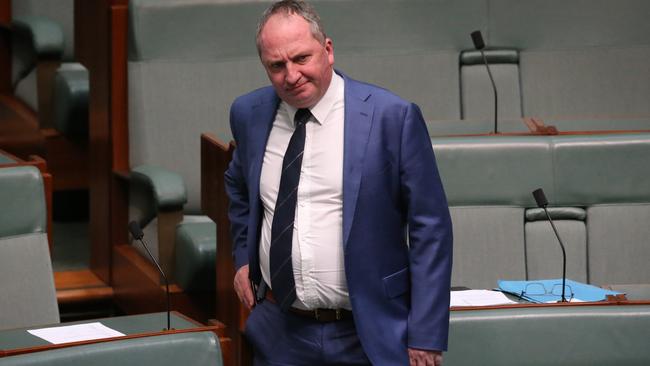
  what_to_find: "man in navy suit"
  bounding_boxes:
[225,1,452,365]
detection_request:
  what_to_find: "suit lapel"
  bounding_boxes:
[248,93,279,192]
[342,76,374,248]
[248,91,280,273]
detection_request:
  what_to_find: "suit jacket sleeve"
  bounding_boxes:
[400,103,453,351]
[224,102,251,270]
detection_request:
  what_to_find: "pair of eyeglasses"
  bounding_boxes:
[519,283,574,302]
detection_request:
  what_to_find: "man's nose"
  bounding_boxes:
[285,63,301,85]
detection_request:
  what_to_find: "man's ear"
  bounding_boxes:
[325,38,335,65]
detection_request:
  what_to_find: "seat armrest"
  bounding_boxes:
[131,165,187,210]
[53,63,89,138]
[11,16,64,59]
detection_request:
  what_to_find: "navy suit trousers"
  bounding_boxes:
[244,300,371,366]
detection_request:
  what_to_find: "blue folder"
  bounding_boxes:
[498,279,622,303]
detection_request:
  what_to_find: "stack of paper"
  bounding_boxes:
[450,290,518,307]
[28,322,126,344]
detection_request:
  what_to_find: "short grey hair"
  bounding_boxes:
[256,0,327,53]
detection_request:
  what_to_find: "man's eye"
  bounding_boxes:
[296,55,309,63]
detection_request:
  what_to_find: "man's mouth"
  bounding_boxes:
[287,81,308,93]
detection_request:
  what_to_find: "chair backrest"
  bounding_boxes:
[447,305,650,365]
[0,165,59,330]
[11,0,75,61]
[432,133,650,288]
[489,0,650,120]
[460,49,522,120]
[125,0,496,215]
[127,0,269,215]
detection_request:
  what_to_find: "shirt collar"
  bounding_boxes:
[283,71,344,126]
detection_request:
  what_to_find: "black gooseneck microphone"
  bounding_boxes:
[532,189,568,302]
[470,30,499,134]
[128,221,172,329]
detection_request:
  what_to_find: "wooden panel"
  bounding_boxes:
[74,0,118,283]
[0,0,10,93]
[201,134,251,366]
[42,128,89,190]
[54,269,113,304]
[36,61,61,129]
[0,95,45,159]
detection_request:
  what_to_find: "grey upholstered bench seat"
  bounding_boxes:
[432,133,650,289]
[446,304,650,365]
[0,166,58,330]
[0,331,223,366]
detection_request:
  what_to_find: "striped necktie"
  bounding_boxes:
[269,108,311,311]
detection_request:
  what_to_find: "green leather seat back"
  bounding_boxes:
[432,133,650,287]
[127,0,268,215]
[433,136,554,288]
[433,136,554,206]
[11,0,75,112]
[524,220,588,283]
[553,133,650,285]
[460,49,522,120]
[446,305,650,365]
[11,0,74,61]
[489,0,650,121]
[0,166,58,330]
[324,0,486,121]
[0,332,223,366]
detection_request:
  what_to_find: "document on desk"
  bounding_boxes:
[28,322,126,344]
[450,290,518,307]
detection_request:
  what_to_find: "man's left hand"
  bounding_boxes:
[408,348,443,366]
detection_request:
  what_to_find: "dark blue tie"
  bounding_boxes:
[270,108,311,311]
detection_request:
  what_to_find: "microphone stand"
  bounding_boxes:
[471,30,499,134]
[479,49,498,134]
[129,221,172,330]
[532,189,568,302]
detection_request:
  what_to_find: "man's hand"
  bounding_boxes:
[408,348,443,366]
[234,265,255,309]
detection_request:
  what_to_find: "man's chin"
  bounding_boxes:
[284,96,314,109]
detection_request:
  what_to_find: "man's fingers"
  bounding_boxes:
[408,348,441,366]
[234,265,254,309]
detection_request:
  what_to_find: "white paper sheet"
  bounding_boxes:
[450,290,518,307]
[28,322,126,344]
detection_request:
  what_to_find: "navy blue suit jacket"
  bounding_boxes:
[225,72,453,365]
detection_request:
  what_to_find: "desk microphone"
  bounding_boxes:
[470,30,499,134]
[128,221,172,329]
[532,189,568,302]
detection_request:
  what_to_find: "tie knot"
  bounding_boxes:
[294,108,311,127]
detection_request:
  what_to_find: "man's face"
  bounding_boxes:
[258,13,334,109]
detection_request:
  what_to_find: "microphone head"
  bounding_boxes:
[471,30,485,50]
[532,188,548,208]
[128,221,144,240]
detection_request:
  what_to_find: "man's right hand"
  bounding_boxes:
[234,265,255,309]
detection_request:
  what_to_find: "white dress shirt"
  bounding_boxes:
[259,73,350,310]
